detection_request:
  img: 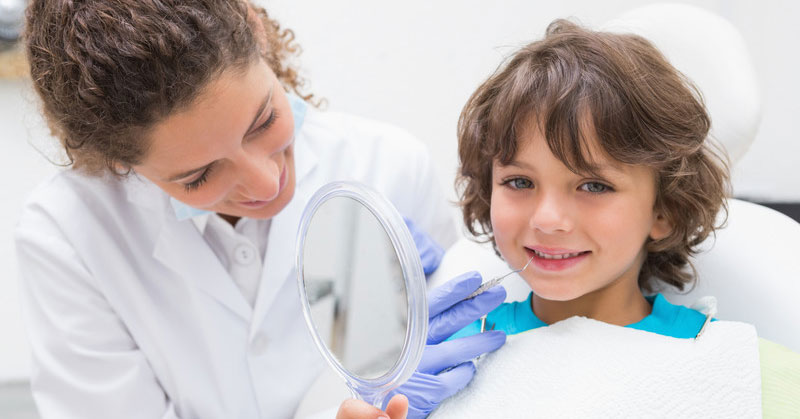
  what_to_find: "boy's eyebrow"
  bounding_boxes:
[504,159,624,176]
[590,163,626,175]
[165,85,275,182]
[505,160,536,171]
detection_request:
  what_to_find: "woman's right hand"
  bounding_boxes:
[336,394,408,419]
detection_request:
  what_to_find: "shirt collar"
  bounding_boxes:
[515,292,548,332]
[627,293,707,338]
[519,292,704,339]
[170,198,213,222]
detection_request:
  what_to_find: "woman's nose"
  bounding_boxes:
[528,191,572,234]
[238,154,281,201]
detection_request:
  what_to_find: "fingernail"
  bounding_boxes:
[378,415,389,419]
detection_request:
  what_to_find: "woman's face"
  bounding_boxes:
[133,58,296,220]
[490,121,672,304]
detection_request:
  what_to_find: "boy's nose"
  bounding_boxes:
[528,192,572,234]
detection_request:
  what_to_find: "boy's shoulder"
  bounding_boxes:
[758,338,800,416]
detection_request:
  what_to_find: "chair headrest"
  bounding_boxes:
[602,3,761,165]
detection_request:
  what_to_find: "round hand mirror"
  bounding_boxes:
[296,181,428,408]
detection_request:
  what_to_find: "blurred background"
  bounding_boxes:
[1,0,798,417]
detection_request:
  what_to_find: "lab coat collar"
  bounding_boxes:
[190,213,211,233]
[153,213,253,321]
[123,173,172,213]
[123,162,250,322]
[123,175,213,235]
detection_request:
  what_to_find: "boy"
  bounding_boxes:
[451,19,799,415]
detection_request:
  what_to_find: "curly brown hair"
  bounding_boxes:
[457,20,730,293]
[25,0,312,175]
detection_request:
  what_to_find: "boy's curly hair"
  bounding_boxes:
[25,0,312,175]
[457,20,730,293]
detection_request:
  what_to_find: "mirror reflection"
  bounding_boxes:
[303,196,408,379]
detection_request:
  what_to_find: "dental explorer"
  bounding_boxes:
[467,256,534,333]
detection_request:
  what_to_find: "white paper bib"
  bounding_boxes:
[431,317,761,418]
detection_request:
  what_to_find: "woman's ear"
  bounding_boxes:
[114,162,132,176]
[649,212,673,241]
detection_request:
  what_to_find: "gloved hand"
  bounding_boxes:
[386,271,507,418]
[403,217,444,276]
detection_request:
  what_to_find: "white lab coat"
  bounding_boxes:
[15,107,458,419]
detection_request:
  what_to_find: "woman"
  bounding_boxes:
[17,1,505,418]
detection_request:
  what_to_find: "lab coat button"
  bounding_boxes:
[234,243,256,265]
[251,333,269,355]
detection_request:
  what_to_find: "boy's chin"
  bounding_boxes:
[528,282,585,302]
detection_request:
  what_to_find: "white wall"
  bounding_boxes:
[2,0,798,382]
[1,80,58,382]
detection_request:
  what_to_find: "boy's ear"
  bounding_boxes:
[649,212,673,241]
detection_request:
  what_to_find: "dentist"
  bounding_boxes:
[17,1,505,418]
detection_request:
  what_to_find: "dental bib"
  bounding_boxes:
[431,317,761,418]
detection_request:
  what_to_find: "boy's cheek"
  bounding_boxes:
[490,207,516,251]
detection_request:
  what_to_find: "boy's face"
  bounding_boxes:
[490,122,672,304]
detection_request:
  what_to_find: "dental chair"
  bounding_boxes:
[430,3,800,353]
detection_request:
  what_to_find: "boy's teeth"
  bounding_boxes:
[532,249,582,260]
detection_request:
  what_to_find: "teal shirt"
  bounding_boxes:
[449,293,709,340]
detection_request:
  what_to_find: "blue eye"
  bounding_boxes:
[580,182,611,193]
[503,177,533,190]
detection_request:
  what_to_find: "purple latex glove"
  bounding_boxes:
[403,217,444,276]
[386,271,507,418]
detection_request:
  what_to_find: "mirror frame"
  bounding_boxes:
[295,181,428,407]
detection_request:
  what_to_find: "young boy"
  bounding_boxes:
[452,19,799,415]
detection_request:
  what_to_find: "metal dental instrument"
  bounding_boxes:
[468,256,534,299]
[469,256,534,333]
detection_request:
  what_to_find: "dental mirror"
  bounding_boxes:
[296,181,428,408]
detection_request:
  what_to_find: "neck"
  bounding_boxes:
[531,271,651,326]
[219,213,240,227]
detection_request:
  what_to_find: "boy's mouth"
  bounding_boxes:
[524,246,591,271]
[528,248,590,260]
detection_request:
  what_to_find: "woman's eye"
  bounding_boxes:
[250,109,278,136]
[183,165,214,192]
[580,181,611,193]
[504,177,533,190]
